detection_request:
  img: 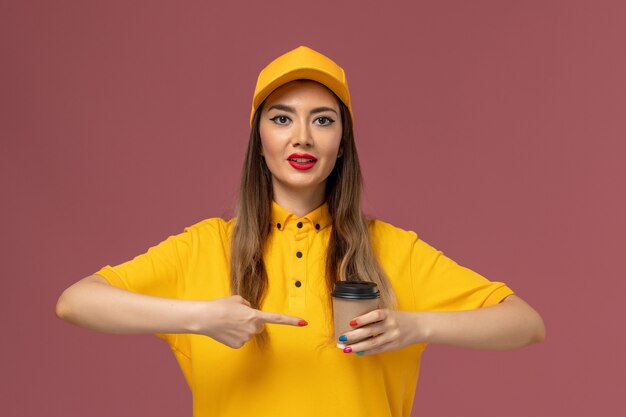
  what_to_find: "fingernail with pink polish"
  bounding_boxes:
[343,346,352,353]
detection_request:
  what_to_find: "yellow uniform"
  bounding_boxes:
[95,201,513,417]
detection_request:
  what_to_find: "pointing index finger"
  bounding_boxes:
[257,311,308,327]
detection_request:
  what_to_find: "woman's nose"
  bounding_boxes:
[291,120,313,147]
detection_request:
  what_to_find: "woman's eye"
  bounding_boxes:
[315,116,335,126]
[270,116,290,125]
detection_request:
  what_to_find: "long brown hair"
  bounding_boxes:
[230,88,396,342]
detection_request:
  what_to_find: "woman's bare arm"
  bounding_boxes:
[415,294,545,349]
[55,275,307,348]
[55,275,201,334]
[340,295,545,355]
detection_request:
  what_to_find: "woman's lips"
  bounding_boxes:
[287,153,317,170]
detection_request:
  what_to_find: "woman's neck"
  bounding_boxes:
[272,184,326,217]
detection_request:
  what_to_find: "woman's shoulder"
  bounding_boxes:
[180,216,236,243]
[186,216,235,229]
[368,218,420,243]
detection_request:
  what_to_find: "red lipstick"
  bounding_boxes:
[287,153,317,170]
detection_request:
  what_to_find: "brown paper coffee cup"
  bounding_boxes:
[331,281,380,348]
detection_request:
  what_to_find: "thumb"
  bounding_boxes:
[257,311,308,327]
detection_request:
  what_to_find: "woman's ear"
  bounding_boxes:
[337,147,343,158]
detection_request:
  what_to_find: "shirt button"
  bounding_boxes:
[277,223,281,230]
[297,222,303,229]
[315,224,320,230]
[295,280,302,287]
[296,251,303,258]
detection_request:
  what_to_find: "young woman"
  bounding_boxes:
[56,46,545,417]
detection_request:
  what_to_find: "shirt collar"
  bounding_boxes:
[271,200,331,233]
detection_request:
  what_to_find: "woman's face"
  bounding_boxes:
[259,80,343,204]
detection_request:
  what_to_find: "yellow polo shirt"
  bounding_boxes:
[95,201,513,417]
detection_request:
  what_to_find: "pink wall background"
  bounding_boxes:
[2,1,625,415]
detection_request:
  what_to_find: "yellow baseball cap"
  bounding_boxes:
[250,46,353,126]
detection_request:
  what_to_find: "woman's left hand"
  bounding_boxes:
[341,296,546,354]
[340,309,422,356]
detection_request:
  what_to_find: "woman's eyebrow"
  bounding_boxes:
[266,104,339,115]
[310,106,338,115]
[267,104,295,113]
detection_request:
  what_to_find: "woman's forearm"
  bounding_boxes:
[56,275,308,349]
[56,275,200,335]
[416,295,546,350]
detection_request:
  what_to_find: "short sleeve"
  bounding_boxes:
[93,227,194,343]
[410,237,514,311]
[94,227,193,303]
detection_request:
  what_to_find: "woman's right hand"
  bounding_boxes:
[56,276,306,348]
[191,295,307,349]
